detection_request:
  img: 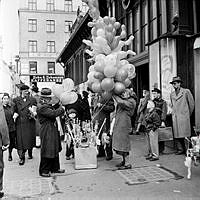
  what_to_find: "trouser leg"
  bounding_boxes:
[0,150,4,191]
[145,132,151,155]
[159,141,165,153]
[28,149,33,158]
[179,138,186,153]
[50,156,60,173]
[17,149,26,160]
[39,157,51,175]
[149,130,159,158]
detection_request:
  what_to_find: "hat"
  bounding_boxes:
[68,108,77,114]
[38,88,54,98]
[170,76,183,84]
[20,85,29,91]
[31,86,39,93]
[152,88,161,94]
[2,93,10,98]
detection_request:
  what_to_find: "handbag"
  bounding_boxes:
[157,127,173,141]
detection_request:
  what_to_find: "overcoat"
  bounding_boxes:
[37,103,64,158]
[13,96,37,149]
[112,96,136,153]
[170,87,194,138]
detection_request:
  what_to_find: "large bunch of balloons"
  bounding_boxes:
[52,78,78,105]
[83,0,136,97]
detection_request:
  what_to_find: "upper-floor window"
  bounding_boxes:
[28,19,37,32]
[29,40,37,52]
[46,0,55,11]
[82,2,88,12]
[47,62,55,73]
[29,61,37,74]
[28,0,37,10]
[47,41,55,52]
[64,0,72,12]
[46,20,55,32]
[65,21,72,33]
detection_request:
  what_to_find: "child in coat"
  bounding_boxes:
[144,100,161,161]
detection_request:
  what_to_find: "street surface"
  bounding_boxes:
[2,134,200,200]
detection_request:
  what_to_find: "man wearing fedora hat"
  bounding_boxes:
[37,88,65,177]
[170,76,194,155]
[13,84,37,165]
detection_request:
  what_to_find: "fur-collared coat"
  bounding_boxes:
[170,87,194,138]
[37,103,64,158]
[112,96,136,153]
[13,96,37,149]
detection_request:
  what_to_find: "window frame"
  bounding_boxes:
[28,19,37,32]
[47,41,55,53]
[29,61,37,74]
[64,0,73,12]
[46,20,55,33]
[46,0,55,11]
[47,62,55,74]
[28,40,37,53]
[65,20,72,33]
[28,0,37,10]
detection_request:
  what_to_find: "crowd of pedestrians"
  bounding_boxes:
[0,75,195,198]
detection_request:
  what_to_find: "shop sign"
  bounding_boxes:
[31,75,64,83]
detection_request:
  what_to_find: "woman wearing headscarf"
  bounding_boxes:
[2,93,16,161]
[112,89,137,169]
[36,88,65,177]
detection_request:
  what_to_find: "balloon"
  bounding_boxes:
[91,82,102,93]
[88,22,95,27]
[95,36,111,55]
[62,78,75,92]
[105,32,114,44]
[124,78,132,87]
[120,59,129,66]
[94,62,105,73]
[101,78,114,91]
[52,84,64,98]
[103,16,110,25]
[105,24,113,32]
[114,22,121,30]
[89,65,95,72]
[101,91,112,101]
[94,71,104,80]
[95,54,106,62]
[96,29,105,38]
[105,54,117,67]
[60,91,78,105]
[87,71,98,83]
[110,17,116,24]
[104,66,117,78]
[91,27,97,37]
[122,64,136,79]
[115,68,128,82]
[114,82,126,95]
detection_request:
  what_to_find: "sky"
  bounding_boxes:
[0,0,19,63]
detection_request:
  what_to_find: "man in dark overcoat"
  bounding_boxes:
[0,99,10,198]
[37,88,65,177]
[13,85,37,165]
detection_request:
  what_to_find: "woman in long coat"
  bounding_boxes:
[13,85,37,165]
[112,89,136,169]
[37,88,65,177]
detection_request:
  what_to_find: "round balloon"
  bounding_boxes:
[122,64,136,79]
[60,91,78,105]
[101,78,114,91]
[124,78,132,87]
[91,82,102,93]
[114,82,126,95]
[94,62,105,73]
[62,78,74,92]
[101,91,112,101]
[52,84,64,98]
[89,65,95,72]
[104,66,117,78]
[115,68,128,82]
[94,71,104,80]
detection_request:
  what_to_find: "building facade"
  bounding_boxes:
[57,0,200,127]
[18,0,88,89]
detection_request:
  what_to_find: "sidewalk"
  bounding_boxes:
[2,134,200,200]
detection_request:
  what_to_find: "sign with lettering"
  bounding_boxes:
[30,75,64,83]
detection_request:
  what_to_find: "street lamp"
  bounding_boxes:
[15,55,20,74]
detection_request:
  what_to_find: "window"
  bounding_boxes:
[82,2,88,12]
[141,0,148,51]
[28,19,37,32]
[46,0,55,11]
[28,0,37,10]
[65,21,72,33]
[29,61,37,74]
[64,0,72,12]
[47,62,55,74]
[47,41,55,52]
[29,40,37,52]
[46,20,55,32]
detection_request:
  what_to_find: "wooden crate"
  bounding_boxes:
[74,146,97,170]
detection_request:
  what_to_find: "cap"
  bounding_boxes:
[20,85,29,91]
[38,88,54,98]
[152,88,161,94]
[170,76,182,84]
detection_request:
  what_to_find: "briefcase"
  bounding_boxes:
[157,127,173,141]
[74,146,97,170]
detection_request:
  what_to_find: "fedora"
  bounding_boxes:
[152,88,161,94]
[170,76,183,84]
[38,88,54,98]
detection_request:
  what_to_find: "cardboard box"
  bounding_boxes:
[74,146,97,169]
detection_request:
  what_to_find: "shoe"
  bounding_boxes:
[146,156,152,160]
[19,159,25,165]
[116,161,125,168]
[129,132,133,135]
[149,157,159,161]
[118,164,132,170]
[40,173,51,178]
[66,156,71,160]
[135,131,140,135]
[175,150,185,155]
[0,191,4,198]
[53,169,65,174]
[28,156,33,159]
[8,156,12,161]
[106,156,113,161]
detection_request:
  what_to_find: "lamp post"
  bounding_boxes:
[15,55,20,74]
